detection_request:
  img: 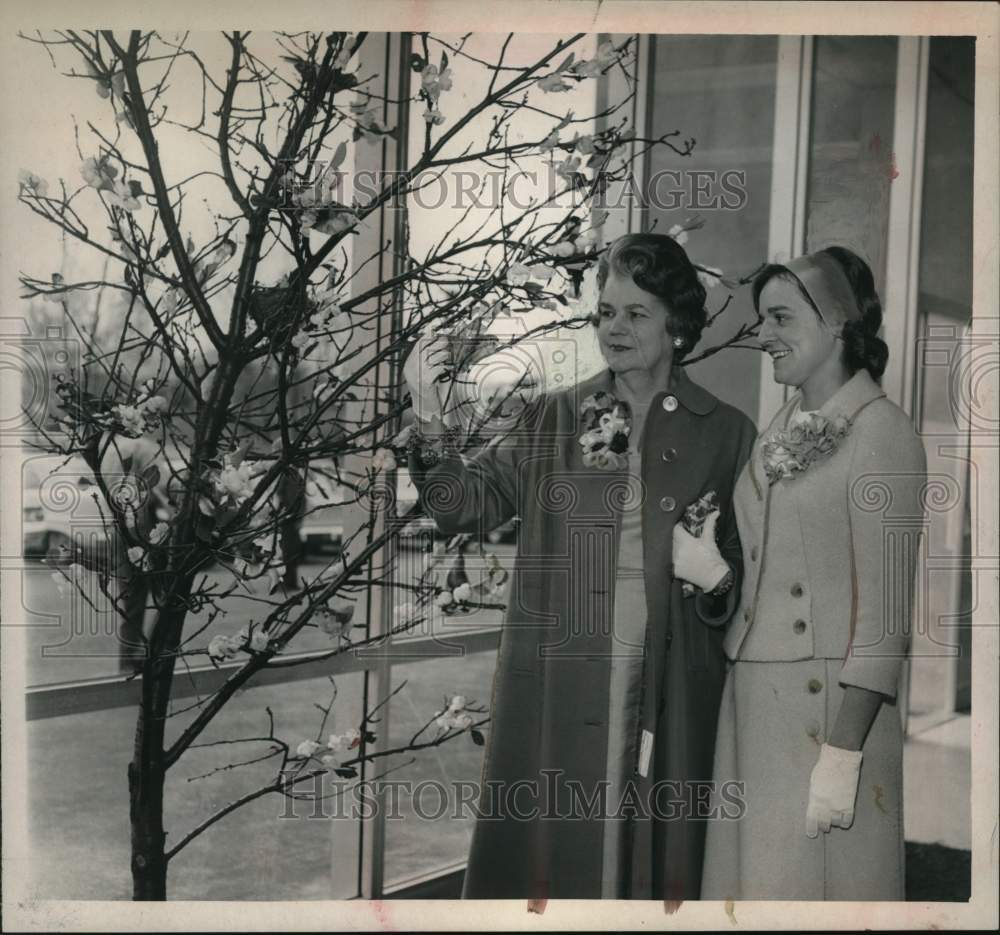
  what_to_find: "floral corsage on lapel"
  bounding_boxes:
[760,411,851,485]
[680,490,720,597]
[578,391,631,471]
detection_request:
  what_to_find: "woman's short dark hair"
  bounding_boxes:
[751,246,889,382]
[595,232,708,361]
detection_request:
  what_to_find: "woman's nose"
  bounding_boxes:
[758,318,774,345]
[607,310,629,334]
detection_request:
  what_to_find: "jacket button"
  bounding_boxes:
[659,496,676,512]
[807,678,823,694]
[743,610,752,623]
[662,395,678,413]
[793,619,807,634]
[661,447,677,463]
[791,583,804,598]
[751,546,759,562]
[805,720,822,738]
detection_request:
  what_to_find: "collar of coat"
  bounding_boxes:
[772,368,887,432]
[572,364,718,417]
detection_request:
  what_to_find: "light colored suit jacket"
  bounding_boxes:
[724,370,927,699]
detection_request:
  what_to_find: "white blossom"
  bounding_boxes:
[18,169,49,197]
[422,106,446,126]
[248,630,270,652]
[207,633,240,661]
[113,404,146,437]
[371,448,396,472]
[538,73,572,93]
[452,582,473,603]
[127,545,149,569]
[105,178,141,212]
[667,223,689,246]
[434,589,453,608]
[696,266,724,291]
[421,65,453,100]
[80,156,117,189]
[296,740,321,758]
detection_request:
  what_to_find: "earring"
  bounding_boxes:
[672,336,685,348]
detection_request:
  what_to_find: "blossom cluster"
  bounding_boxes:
[420,61,452,126]
[433,695,476,732]
[18,169,49,198]
[578,392,631,470]
[537,40,618,93]
[350,96,395,144]
[215,453,264,507]
[207,624,272,661]
[80,156,143,212]
[315,596,356,641]
[295,727,362,770]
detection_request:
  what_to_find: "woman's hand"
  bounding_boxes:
[805,743,863,837]
[403,330,450,423]
[672,509,730,592]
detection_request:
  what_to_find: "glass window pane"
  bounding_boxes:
[28,673,365,899]
[645,36,780,421]
[805,37,899,292]
[21,546,359,686]
[382,650,498,889]
[911,37,976,721]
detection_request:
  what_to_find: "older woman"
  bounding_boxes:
[699,247,927,900]
[404,233,756,900]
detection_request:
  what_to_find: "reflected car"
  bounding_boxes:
[21,455,109,560]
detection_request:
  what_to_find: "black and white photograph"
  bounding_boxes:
[1,1,996,930]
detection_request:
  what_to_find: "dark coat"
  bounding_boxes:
[414,366,756,899]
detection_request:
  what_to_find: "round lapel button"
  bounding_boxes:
[662,395,678,413]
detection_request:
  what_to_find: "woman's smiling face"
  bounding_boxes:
[757,276,843,392]
[596,273,673,374]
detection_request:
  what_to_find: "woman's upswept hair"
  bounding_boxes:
[752,245,889,382]
[596,232,708,361]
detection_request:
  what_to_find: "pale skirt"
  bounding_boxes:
[701,657,906,900]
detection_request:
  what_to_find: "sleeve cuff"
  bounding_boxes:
[838,656,903,700]
[694,581,739,629]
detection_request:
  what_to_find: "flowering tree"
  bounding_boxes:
[16,29,757,899]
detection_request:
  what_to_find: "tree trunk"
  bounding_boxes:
[128,592,190,899]
[129,755,168,899]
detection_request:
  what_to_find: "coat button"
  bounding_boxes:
[805,720,822,738]
[793,619,807,634]
[659,496,676,512]
[743,609,752,623]
[661,447,677,462]
[751,546,759,562]
[791,583,804,598]
[662,395,678,413]
[807,678,823,694]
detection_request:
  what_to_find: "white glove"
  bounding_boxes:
[402,330,450,423]
[672,509,729,592]
[806,742,863,837]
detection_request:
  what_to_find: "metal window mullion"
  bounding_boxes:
[356,30,411,902]
[24,626,502,721]
[758,35,814,429]
[883,36,930,419]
